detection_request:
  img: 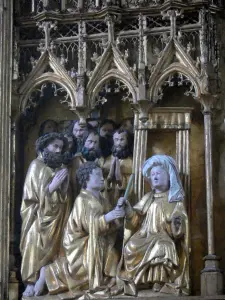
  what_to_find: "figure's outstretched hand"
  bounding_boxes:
[104,206,125,223]
[48,168,68,194]
[117,197,126,207]
[116,197,133,218]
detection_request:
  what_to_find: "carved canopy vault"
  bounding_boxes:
[3,0,224,299]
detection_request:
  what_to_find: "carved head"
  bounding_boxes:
[120,118,134,134]
[149,164,170,193]
[38,119,58,137]
[84,131,100,151]
[82,131,102,161]
[36,133,68,169]
[36,132,68,154]
[99,119,116,138]
[112,129,133,159]
[72,120,89,139]
[113,130,128,150]
[76,162,104,191]
[142,155,185,202]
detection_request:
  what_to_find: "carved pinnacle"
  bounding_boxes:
[161,9,183,39]
[37,21,58,51]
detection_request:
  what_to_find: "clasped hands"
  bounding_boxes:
[104,197,133,224]
[108,157,122,185]
[48,168,69,195]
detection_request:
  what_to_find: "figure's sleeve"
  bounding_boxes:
[125,192,152,231]
[171,202,188,239]
[20,162,41,231]
[125,211,140,230]
[20,160,52,250]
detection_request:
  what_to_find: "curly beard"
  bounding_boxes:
[75,137,86,153]
[42,149,65,169]
[81,146,102,161]
[112,144,132,159]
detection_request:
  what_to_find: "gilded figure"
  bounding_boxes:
[72,120,89,154]
[20,133,72,297]
[99,119,116,158]
[45,162,125,297]
[114,155,189,296]
[100,128,133,207]
[70,130,103,199]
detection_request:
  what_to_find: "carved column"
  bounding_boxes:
[200,96,223,296]
[132,101,154,201]
[0,0,13,299]
[176,128,190,209]
[61,0,66,10]
[132,113,148,201]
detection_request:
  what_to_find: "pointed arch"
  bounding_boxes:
[150,63,202,102]
[19,50,77,112]
[148,38,202,102]
[89,70,138,108]
[87,43,138,108]
[19,73,77,112]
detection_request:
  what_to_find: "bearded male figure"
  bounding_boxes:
[115,155,189,296]
[45,162,125,297]
[20,133,72,297]
[100,129,133,207]
[72,120,89,154]
[71,130,102,198]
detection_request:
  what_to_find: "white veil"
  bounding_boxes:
[142,154,185,203]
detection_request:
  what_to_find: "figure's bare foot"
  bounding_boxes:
[23,284,35,297]
[152,282,163,292]
[34,266,46,296]
[110,286,123,296]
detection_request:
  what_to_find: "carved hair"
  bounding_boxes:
[35,132,68,154]
[86,129,99,139]
[76,161,99,189]
[113,128,133,149]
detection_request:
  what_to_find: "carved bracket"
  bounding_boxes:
[131,99,155,123]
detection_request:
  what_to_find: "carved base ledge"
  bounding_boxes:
[22,288,225,300]
[201,255,223,296]
[22,294,225,300]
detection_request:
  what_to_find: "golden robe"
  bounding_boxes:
[20,156,71,284]
[45,189,120,294]
[100,155,133,207]
[120,191,189,295]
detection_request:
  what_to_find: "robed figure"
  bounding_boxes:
[20,133,72,297]
[45,162,125,297]
[116,155,189,296]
